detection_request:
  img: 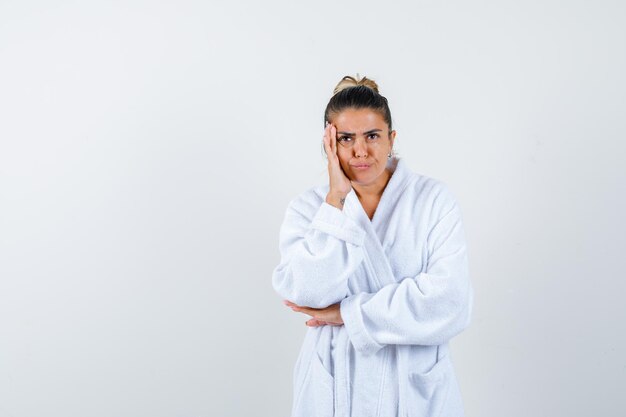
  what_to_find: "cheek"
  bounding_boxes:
[337,155,354,175]
[336,149,351,164]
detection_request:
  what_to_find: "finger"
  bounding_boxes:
[287,303,318,316]
[284,299,323,312]
[310,309,342,324]
[296,306,316,315]
[330,124,337,155]
[314,319,341,326]
[283,300,301,310]
[284,301,308,314]
[322,126,331,155]
[323,124,333,155]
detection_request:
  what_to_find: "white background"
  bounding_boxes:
[1,1,625,416]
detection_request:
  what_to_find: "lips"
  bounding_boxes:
[352,164,370,169]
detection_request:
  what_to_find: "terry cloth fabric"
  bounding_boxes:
[272,156,473,417]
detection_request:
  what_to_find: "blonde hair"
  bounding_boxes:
[333,73,380,95]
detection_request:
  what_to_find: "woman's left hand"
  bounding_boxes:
[283,300,344,327]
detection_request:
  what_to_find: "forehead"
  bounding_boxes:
[333,108,386,131]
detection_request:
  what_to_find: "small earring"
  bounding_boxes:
[388,151,392,159]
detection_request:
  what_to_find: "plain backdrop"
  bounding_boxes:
[1,1,625,416]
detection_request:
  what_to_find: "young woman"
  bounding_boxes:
[272,75,473,417]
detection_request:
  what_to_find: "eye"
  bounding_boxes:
[367,133,380,140]
[338,136,352,142]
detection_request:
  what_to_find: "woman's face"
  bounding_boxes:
[330,108,396,187]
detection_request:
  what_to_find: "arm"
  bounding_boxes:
[339,190,473,355]
[272,198,367,309]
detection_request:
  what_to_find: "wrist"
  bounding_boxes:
[326,191,348,210]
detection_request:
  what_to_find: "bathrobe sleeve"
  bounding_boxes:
[339,186,473,355]
[272,196,367,309]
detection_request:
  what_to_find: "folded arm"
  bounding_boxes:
[272,199,366,309]
[340,193,473,355]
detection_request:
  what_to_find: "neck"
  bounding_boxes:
[352,168,392,199]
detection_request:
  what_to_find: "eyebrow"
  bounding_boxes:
[336,129,383,136]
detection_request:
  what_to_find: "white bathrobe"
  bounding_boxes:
[272,156,473,417]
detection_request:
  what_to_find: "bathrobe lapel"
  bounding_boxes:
[337,157,414,417]
[344,157,413,290]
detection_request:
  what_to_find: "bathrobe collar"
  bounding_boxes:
[345,156,412,230]
[344,156,414,287]
[334,157,415,416]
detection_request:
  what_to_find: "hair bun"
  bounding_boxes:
[333,73,380,95]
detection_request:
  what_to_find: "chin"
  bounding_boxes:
[349,172,377,185]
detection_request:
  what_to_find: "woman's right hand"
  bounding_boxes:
[323,122,352,208]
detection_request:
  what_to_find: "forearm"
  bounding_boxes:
[272,200,366,308]
[340,269,473,354]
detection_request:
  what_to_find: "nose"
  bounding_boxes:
[353,137,368,158]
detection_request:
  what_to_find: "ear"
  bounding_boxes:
[389,130,396,148]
